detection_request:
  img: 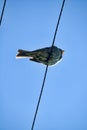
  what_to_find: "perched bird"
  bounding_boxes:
[16,46,64,66]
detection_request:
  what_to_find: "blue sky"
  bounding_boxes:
[1,0,87,130]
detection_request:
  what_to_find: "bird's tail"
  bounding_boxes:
[16,49,32,59]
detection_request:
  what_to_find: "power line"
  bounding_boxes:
[52,0,65,47]
[31,65,48,130]
[31,0,65,130]
[0,0,6,26]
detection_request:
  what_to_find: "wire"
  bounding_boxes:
[31,65,48,130]
[52,0,65,47]
[0,0,6,26]
[31,0,65,130]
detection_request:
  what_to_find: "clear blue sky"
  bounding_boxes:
[1,0,87,130]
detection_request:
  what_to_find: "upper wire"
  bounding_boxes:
[0,0,6,26]
[31,0,65,130]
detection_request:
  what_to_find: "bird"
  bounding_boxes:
[16,46,64,66]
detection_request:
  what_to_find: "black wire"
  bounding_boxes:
[31,0,65,130]
[0,0,6,26]
[52,0,65,47]
[31,65,48,130]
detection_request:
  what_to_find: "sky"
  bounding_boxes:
[1,0,87,130]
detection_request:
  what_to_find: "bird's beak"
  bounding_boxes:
[62,50,64,55]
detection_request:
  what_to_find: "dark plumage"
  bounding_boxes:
[16,46,64,66]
